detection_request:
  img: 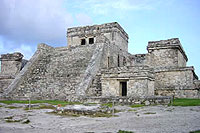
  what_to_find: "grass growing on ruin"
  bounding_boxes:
[190,130,200,133]
[130,104,144,108]
[101,102,114,107]
[24,104,56,110]
[5,106,22,109]
[171,98,200,106]
[117,130,134,133]
[0,100,81,106]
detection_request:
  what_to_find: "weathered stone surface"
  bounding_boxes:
[0,53,27,94]
[0,52,23,75]
[67,22,128,51]
[0,22,199,101]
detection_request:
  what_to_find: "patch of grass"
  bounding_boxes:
[190,130,200,133]
[4,116,13,119]
[130,104,144,108]
[0,100,81,106]
[24,104,56,110]
[171,98,200,106]
[0,105,2,108]
[5,106,22,109]
[143,112,156,115]
[128,109,137,112]
[101,103,113,108]
[5,119,20,123]
[114,109,121,113]
[117,130,133,133]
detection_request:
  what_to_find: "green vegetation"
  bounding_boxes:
[190,130,200,133]
[101,103,113,108]
[130,104,144,108]
[5,106,22,109]
[5,119,20,123]
[0,100,81,106]
[24,104,56,110]
[117,130,133,133]
[171,98,200,106]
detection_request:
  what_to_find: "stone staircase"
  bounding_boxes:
[2,44,102,100]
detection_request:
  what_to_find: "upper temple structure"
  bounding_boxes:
[0,22,199,102]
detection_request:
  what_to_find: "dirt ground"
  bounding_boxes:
[0,103,200,133]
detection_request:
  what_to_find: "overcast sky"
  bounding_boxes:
[0,0,200,76]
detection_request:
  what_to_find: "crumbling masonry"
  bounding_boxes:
[0,22,199,102]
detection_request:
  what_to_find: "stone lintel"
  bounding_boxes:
[147,38,188,61]
[101,66,152,73]
[102,66,155,80]
[0,52,23,61]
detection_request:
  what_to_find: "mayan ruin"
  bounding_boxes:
[0,22,199,103]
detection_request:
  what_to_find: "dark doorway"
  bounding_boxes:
[81,39,86,45]
[120,82,127,96]
[89,38,94,44]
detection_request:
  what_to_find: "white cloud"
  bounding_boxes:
[0,0,73,45]
[0,37,35,59]
[0,0,76,60]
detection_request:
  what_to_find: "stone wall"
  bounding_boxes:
[147,38,187,68]
[0,22,199,100]
[0,52,26,95]
[4,43,99,100]
[154,67,199,98]
[82,96,171,105]
[0,75,15,94]
[101,66,155,97]
[155,89,199,98]
[67,22,129,51]
[155,67,195,90]
[0,52,23,75]
[131,54,150,66]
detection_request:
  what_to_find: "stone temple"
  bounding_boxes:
[0,22,199,102]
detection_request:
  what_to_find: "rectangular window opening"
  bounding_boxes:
[107,57,110,68]
[89,38,94,44]
[118,55,120,67]
[81,39,86,45]
[123,57,126,66]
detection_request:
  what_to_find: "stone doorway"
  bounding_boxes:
[120,82,127,96]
